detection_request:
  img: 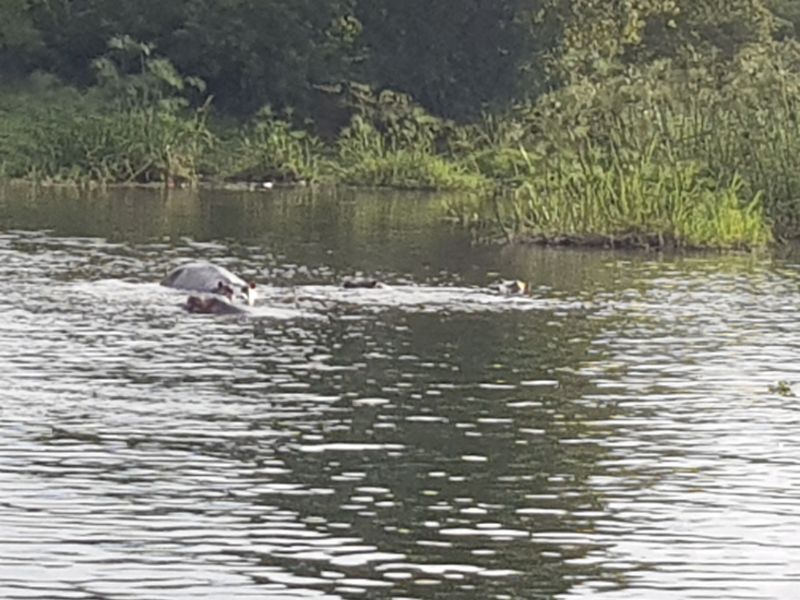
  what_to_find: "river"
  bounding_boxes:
[1,183,799,599]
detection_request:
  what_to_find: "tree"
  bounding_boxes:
[0,0,39,75]
[352,0,561,119]
[558,0,775,79]
[164,0,358,115]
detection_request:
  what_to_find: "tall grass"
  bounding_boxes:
[19,103,212,184]
[212,107,325,183]
[334,115,487,190]
[5,39,800,249]
[0,39,214,185]
[446,43,800,248]
[502,148,770,248]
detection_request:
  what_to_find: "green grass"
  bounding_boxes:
[0,84,212,185]
[510,153,771,249]
[332,115,488,190]
[209,107,325,184]
[3,44,798,251]
[334,148,487,190]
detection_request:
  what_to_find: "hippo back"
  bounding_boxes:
[162,262,246,293]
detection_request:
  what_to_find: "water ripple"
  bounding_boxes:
[2,191,800,599]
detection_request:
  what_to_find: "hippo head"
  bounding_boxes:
[216,281,236,301]
[185,295,216,313]
[186,296,203,312]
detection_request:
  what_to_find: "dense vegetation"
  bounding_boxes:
[5,0,800,248]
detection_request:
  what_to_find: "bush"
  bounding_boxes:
[212,107,325,183]
[0,38,214,185]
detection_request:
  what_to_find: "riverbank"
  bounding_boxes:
[6,44,800,251]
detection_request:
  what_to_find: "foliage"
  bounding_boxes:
[436,33,800,246]
[4,0,795,122]
[0,39,213,184]
[557,0,775,80]
[335,115,487,190]
[500,152,770,249]
[19,0,359,117]
[541,40,800,238]
[0,0,37,50]
[5,0,800,247]
[213,107,325,183]
[0,0,39,77]
[333,90,488,190]
[351,0,559,117]
[696,41,800,237]
[169,0,359,115]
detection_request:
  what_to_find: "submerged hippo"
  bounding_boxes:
[184,295,248,315]
[341,277,387,289]
[162,262,257,305]
[489,279,529,295]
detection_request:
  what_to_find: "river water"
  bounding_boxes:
[1,184,799,600]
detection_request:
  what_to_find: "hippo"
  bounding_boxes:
[184,295,248,315]
[162,262,257,305]
[341,278,387,289]
[489,279,529,295]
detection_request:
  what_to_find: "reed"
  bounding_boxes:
[0,44,214,186]
[504,150,771,249]
[20,105,212,184]
[3,39,800,249]
[445,47,798,248]
[334,115,487,190]
[212,107,325,183]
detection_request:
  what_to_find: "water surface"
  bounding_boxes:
[1,184,799,599]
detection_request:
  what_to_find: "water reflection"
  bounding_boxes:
[1,184,799,599]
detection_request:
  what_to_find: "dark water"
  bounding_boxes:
[1,183,800,600]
